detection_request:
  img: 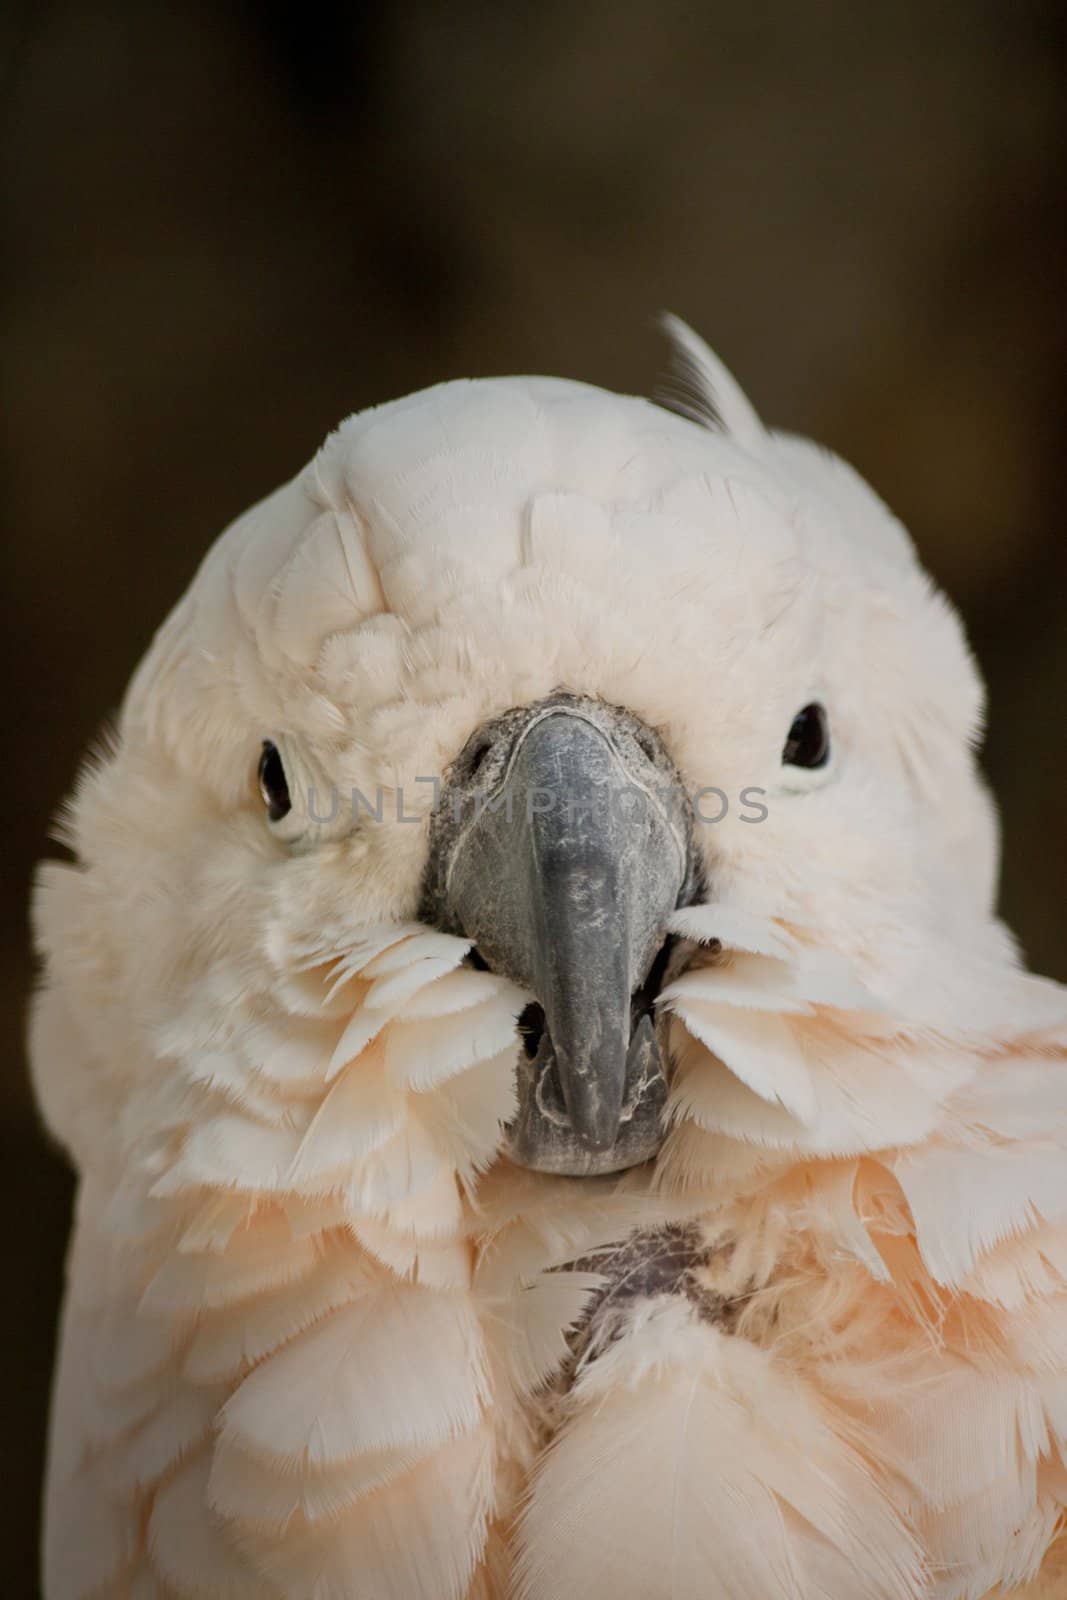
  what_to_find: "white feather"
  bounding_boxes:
[361,930,471,979]
[398,966,517,1021]
[518,1303,922,1600]
[348,1218,473,1290]
[484,1268,604,1394]
[286,1048,405,1183]
[182,1251,374,1384]
[208,1435,431,1531]
[143,1216,321,1313]
[660,313,766,448]
[105,1381,226,1493]
[894,1143,1067,1287]
[385,993,523,1091]
[253,1424,494,1600]
[219,1284,489,1466]
[149,1449,279,1599]
[669,1003,818,1122]
[667,903,798,959]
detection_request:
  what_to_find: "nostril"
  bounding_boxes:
[464,736,494,779]
[519,1001,546,1060]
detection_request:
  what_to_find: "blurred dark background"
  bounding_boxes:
[4,1,1066,1590]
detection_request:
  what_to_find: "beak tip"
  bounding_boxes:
[555,1048,628,1153]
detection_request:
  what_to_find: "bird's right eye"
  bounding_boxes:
[258,741,292,821]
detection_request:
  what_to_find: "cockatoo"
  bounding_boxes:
[31,318,1067,1600]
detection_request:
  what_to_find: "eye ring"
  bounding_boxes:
[258,740,292,821]
[782,703,830,770]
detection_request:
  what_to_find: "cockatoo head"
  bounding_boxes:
[51,320,1005,1184]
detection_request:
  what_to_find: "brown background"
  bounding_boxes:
[3,2,1066,1591]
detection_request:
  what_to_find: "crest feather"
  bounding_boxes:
[658,313,765,448]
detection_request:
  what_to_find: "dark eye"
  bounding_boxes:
[258,741,292,821]
[782,703,830,769]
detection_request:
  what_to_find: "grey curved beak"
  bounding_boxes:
[428,702,693,1173]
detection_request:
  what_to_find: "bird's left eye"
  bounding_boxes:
[258,741,292,821]
[782,703,830,769]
